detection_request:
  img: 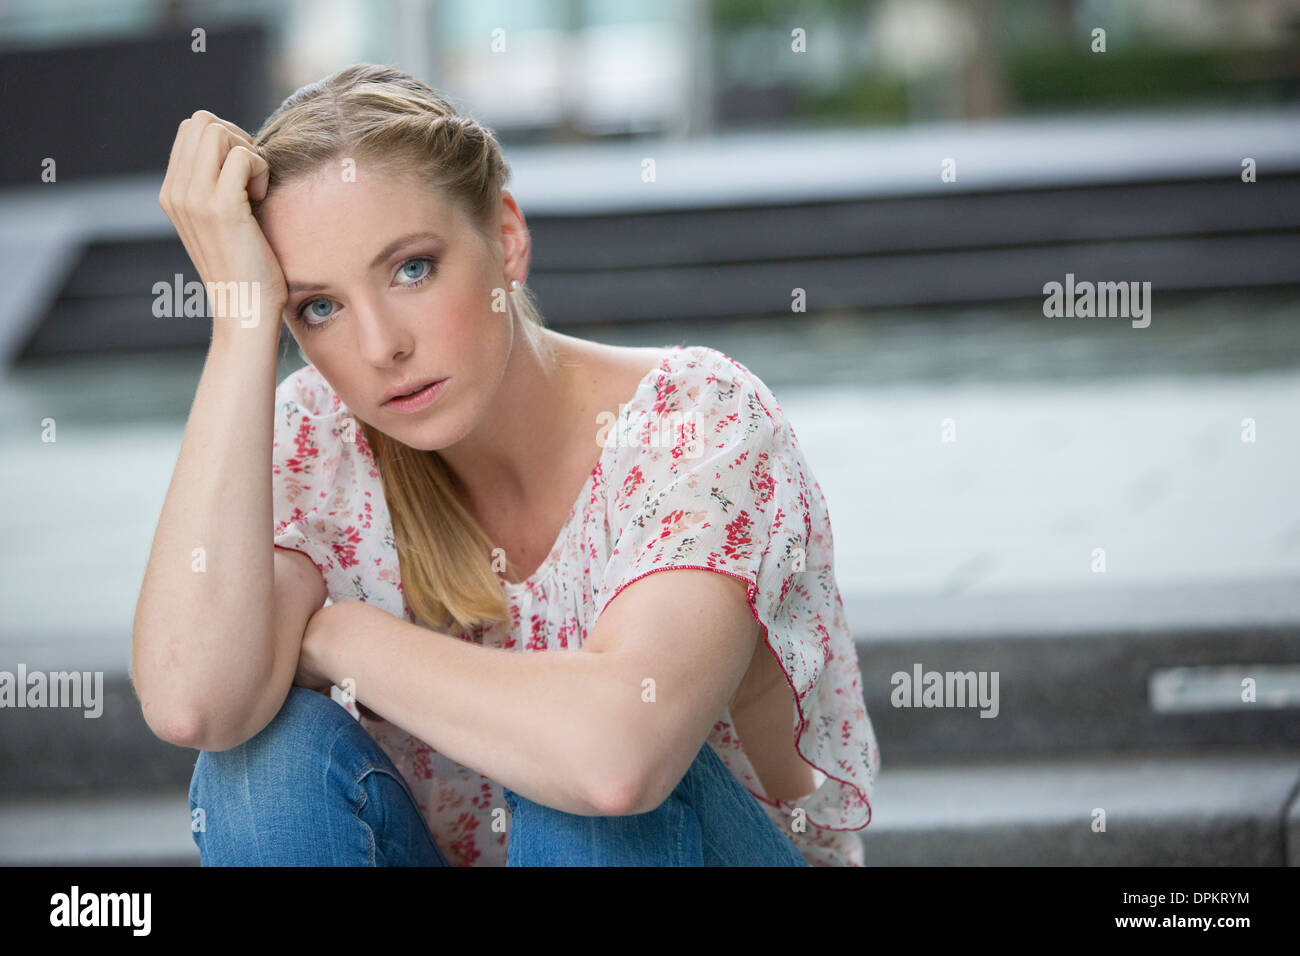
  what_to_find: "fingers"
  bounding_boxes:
[161,117,197,207]
[195,109,255,146]
[238,146,271,204]
[215,145,269,212]
[191,121,239,198]
[160,110,257,212]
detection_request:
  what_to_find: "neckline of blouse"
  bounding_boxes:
[500,343,691,593]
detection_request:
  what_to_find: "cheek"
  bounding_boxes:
[430,285,505,354]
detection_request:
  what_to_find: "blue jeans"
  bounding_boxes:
[188,685,810,866]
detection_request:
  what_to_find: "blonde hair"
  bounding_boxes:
[252,63,553,633]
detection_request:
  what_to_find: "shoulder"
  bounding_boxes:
[638,345,790,455]
[598,345,815,589]
[603,345,800,515]
[639,344,765,409]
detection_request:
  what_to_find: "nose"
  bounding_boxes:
[351,296,414,369]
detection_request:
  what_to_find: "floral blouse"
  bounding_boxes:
[271,343,880,866]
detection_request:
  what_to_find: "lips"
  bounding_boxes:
[381,378,445,405]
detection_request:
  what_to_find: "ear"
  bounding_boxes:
[498,188,531,281]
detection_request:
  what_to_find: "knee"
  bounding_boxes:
[187,689,379,865]
[191,687,357,786]
[263,685,358,749]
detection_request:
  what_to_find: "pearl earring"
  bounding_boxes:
[506,279,524,320]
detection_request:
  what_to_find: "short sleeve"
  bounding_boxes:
[597,349,878,835]
[271,365,407,616]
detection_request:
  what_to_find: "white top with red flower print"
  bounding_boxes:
[271,343,879,866]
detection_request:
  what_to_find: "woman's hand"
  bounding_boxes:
[293,602,344,695]
[157,109,290,330]
[295,601,386,720]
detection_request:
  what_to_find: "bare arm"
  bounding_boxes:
[131,307,328,747]
[131,110,313,748]
[306,568,759,817]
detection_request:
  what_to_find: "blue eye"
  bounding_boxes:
[296,297,335,326]
[401,259,430,282]
[295,256,438,331]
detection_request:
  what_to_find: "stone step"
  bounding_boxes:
[3,579,1298,797]
[0,790,198,867]
[843,578,1300,761]
[856,747,1300,866]
[9,108,1300,359]
[1,748,1295,866]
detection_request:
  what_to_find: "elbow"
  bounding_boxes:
[141,698,207,750]
[583,730,661,817]
[137,687,233,751]
[147,706,249,752]
[134,670,209,749]
[590,732,711,817]
[587,771,650,818]
[131,646,205,749]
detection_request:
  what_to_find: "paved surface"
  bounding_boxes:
[855,746,1300,866]
[0,790,198,866]
[3,747,1295,866]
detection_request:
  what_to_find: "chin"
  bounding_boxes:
[384,411,471,454]
[400,434,451,454]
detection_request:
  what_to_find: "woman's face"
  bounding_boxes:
[258,163,521,451]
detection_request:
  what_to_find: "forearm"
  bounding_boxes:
[131,313,284,740]
[317,603,646,816]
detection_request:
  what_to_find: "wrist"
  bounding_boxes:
[300,602,339,685]
[209,299,286,347]
[309,600,371,680]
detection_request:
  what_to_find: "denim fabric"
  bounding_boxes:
[190,685,809,867]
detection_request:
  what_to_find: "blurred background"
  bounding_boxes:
[1,0,1298,867]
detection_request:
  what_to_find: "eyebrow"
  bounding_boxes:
[285,230,444,294]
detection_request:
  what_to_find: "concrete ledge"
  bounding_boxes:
[0,790,198,867]
[858,747,1300,866]
[0,677,198,797]
[3,579,1299,795]
[1286,785,1300,867]
[853,624,1300,760]
[845,576,1300,641]
[2,748,1294,866]
[846,578,1300,760]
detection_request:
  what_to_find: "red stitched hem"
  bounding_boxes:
[273,543,327,579]
[596,562,873,832]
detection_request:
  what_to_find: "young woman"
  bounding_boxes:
[133,63,879,866]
